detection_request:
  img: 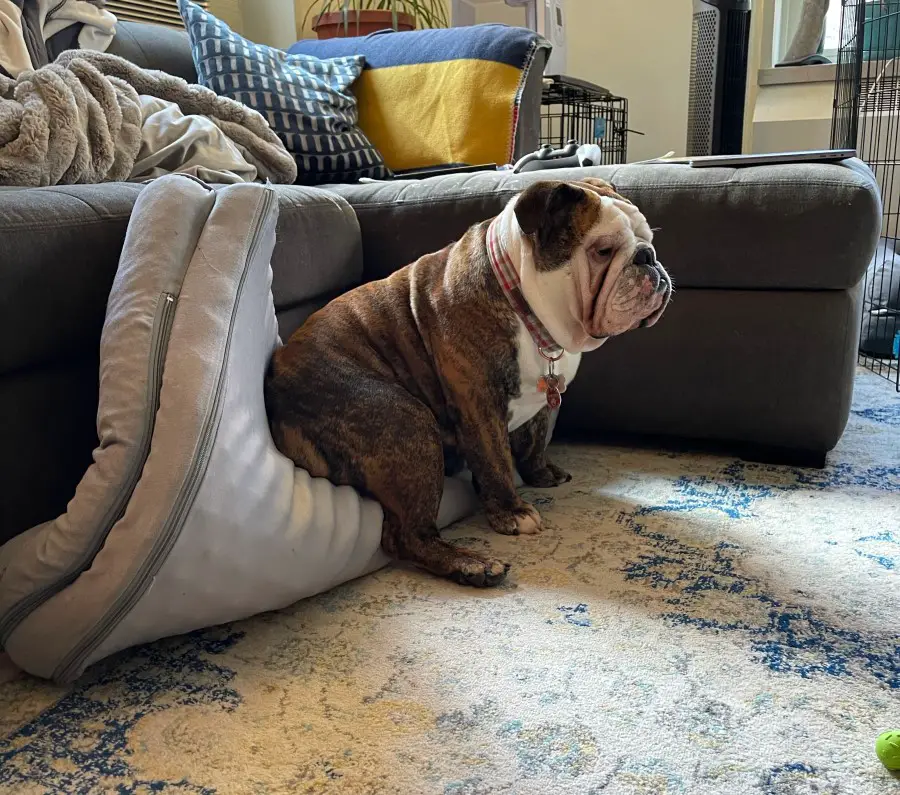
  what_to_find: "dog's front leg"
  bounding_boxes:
[460,411,543,536]
[509,407,572,488]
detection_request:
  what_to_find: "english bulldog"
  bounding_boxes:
[265,178,671,587]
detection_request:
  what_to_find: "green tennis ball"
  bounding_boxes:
[876,730,900,771]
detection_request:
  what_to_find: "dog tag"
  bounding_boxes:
[538,374,565,392]
[538,374,563,410]
[546,382,562,410]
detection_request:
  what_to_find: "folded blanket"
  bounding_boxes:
[0,49,298,186]
[132,95,260,185]
[289,25,550,172]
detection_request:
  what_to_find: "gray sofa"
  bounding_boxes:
[0,23,882,546]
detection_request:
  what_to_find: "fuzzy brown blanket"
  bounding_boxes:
[0,49,297,186]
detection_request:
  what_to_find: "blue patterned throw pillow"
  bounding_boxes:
[178,0,390,184]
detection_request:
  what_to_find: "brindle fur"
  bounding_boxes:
[265,181,609,587]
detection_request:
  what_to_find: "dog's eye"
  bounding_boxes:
[594,247,613,258]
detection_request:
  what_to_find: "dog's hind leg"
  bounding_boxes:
[269,373,509,587]
[365,387,510,587]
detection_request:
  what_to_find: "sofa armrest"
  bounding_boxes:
[325,161,881,459]
[514,46,546,160]
[326,160,881,290]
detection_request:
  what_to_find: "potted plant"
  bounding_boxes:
[302,0,449,40]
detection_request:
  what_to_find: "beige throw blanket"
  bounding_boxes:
[0,49,298,186]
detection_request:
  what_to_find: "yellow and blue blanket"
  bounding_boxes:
[288,25,550,172]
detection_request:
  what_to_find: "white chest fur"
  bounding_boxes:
[508,320,581,433]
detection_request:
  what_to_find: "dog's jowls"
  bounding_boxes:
[265,178,671,586]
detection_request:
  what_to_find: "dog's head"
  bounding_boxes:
[512,177,671,352]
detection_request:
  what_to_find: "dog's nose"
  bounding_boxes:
[633,246,655,267]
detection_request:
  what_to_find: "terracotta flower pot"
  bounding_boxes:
[313,10,416,39]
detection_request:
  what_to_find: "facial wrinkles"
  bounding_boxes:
[586,214,634,327]
[615,199,654,244]
[571,248,594,328]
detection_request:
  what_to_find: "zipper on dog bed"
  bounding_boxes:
[53,189,275,684]
[0,292,178,647]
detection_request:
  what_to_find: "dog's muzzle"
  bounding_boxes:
[635,247,672,328]
[631,245,669,293]
[631,245,668,292]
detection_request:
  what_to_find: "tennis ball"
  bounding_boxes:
[875,730,900,771]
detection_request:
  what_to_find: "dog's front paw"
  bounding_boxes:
[520,461,572,488]
[487,501,542,536]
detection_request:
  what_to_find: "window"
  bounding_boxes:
[822,1,843,58]
[105,0,208,28]
[773,0,844,65]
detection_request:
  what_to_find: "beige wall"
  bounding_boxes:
[239,0,297,48]
[208,0,243,31]
[565,0,692,162]
[473,1,526,26]
[750,80,832,153]
[295,0,316,39]
[209,0,297,47]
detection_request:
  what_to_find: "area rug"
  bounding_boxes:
[1,370,898,795]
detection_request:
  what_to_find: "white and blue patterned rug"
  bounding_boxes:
[1,370,898,794]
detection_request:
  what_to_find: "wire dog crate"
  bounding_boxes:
[541,76,630,165]
[832,0,900,390]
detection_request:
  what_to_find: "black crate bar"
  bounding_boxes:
[832,0,900,390]
[541,78,629,165]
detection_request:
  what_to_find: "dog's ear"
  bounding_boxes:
[573,177,634,206]
[514,181,589,239]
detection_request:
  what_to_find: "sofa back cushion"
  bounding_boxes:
[107,20,198,83]
[289,25,550,173]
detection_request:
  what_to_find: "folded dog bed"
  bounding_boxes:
[0,174,478,682]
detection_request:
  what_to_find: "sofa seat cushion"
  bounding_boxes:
[326,160,881,290]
